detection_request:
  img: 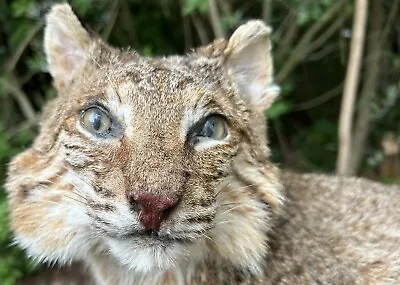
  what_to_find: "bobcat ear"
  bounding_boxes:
[44,4,91,90]
[223,20,279,111]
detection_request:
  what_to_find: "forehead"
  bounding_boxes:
[113,56,203,114]
[73,53,243,139]
[93,55,233,113]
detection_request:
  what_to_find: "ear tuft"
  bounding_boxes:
[223,20,279,112]
[45,4,91,90]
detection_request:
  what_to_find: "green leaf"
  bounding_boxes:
[26,56,46,72]
[11,0,35,18]
[267,100,292,120]
[182,0,209,15]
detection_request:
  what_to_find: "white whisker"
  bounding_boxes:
[214,220,236,226]
[201,233,219,247]
[215,182,257,197]
[218,203,257,217]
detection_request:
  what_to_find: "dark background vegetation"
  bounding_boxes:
[0,0,399,283]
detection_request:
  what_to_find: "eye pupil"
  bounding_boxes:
[89,111,102,131]
[203,119,216,137]
[81,107,113,136]
[196,115,228,141]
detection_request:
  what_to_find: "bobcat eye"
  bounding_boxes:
[81,107,112,136]
[196,115,228,140]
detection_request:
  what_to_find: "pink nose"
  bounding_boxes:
[129,192,179,231]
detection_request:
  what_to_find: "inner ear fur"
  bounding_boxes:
[201,21,280,112]
[44,3,91,90]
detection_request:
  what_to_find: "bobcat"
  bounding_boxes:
[6,4,400,285]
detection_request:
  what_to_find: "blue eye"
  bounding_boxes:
[197,116,228,140]
[81,107,112,135]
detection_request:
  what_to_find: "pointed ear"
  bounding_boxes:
[223,20,280,112]
[44,4,91,90]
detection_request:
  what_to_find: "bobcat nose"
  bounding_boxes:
[128,191,179,231]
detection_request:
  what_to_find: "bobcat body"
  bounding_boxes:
[6,4,400,285]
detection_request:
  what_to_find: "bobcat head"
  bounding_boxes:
[6,4,282,275]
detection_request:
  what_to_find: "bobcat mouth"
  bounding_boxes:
[119,229,192,245]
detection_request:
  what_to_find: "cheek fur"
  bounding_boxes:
[10,186,95,264]
[6,151,99,265]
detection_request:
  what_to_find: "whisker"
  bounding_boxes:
[214,220,236,226]
[52,169,90,203]
[62,166,95,188]
[29,199,61,206]
[41,179,55,185]
[215,182,257,197]
[219,201,258,207]
[218,203,257,217]
[201,233,219,247]
[71,190,87,201]
[63,194,87,205]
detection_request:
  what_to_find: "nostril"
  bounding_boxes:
[130,191,179,212]
[162,203,176,219]
[127,192,141,212]
[128,191,180,231]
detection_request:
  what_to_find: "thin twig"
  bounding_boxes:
[276,0,346,82]
[4,21,43,74]
[191,13,209,45]
[6,117,40,139]
[290,83,343,112]
[101,0,120,40]
[219,0,233,17]
[262,0,272,23]
[273,9,294,40]
[182,14,193,51]
[348,0,383,175]
[307,43,338,61]
[208,0,224,38]
[274,8,299,60]
[307,12,348,55]
[1,75,36,122]
[380,0,399,45]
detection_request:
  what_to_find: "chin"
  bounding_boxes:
[106,236,189,273]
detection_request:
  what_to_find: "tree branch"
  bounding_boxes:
[4,21,43,74]
[101,0,120,40]
[336,0,368,175]
[275,9,299,62]
[307,12,347,55]
[307,43,338,61]
[262,0,272,23]
[348,0,384,175]
[274,7,297,41]
[1,74,36,122]
[191,13,209,45]
[381,0,399,45]
[208,0,224,38]
[291,83,343,112]
[276,0,346,83]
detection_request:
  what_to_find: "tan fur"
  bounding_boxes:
[6,4,400,285]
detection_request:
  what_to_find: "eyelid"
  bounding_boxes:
[81,100,111,115]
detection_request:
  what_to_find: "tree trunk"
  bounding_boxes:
[347,0,383,175]
[336,0,368,175]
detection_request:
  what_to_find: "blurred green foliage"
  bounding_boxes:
[0,0,399,283]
